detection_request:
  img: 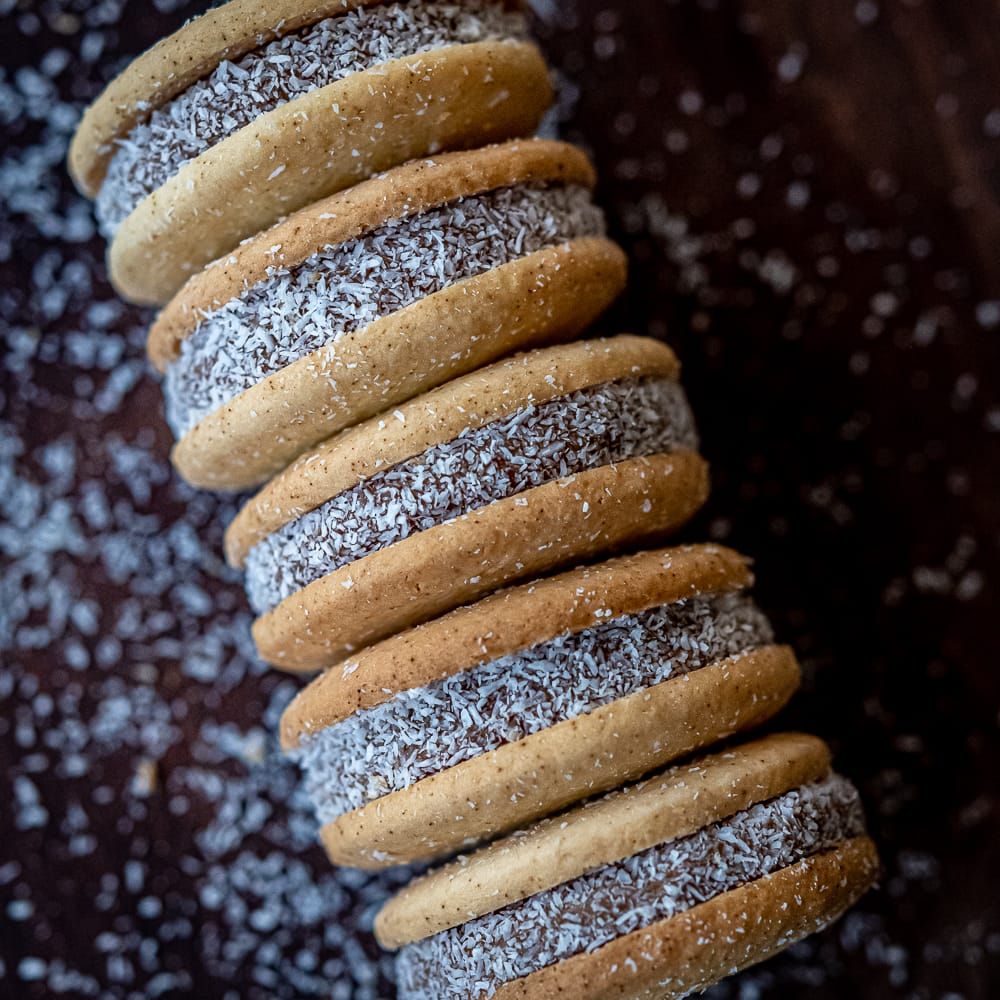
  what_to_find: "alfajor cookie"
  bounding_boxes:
[281,543,801,869]
[377,732,880,1000]
[150,140,627,491]
[69,0,552,304]
[225,336,709,671]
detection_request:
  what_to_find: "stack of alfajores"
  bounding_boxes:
[69,2,878,997]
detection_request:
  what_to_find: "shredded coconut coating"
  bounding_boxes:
[396,775,866,999]
[295,591,772,824]
[244,377,698,614]
[95,0,527,235]
[163,183,604,437]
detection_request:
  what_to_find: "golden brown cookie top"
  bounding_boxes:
[279,543,752,747]
[224,335,680,567]
[69,1,394,197]
[375,732,832,948]
[147,139,597,369]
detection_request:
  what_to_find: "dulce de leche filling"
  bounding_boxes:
[395,775,866,999]
[294,591,773,826]
[95,0,527,236]
[163,182,605,438]
[243,376,698,615]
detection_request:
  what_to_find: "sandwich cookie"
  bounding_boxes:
[377,733,879,1000]
[281,544,802,869]
[225,336,710,671]
[69,0,552,304]
[150,140,627,491]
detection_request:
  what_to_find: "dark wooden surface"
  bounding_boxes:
[1,1,998,997]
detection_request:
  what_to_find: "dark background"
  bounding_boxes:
[1,0,998,997]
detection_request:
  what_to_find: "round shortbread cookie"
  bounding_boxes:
[280,544,754,746]
[225,336,682,567]
[146,140,625,490]
[229,337,707,670]
[252,450,709,670]
[493,838,879,1000]
[69,0,550,303]
[278,544,799,868]
[149,140,598,366]
[377,732,833,944]
[376,734,879,1000]
[319,646,801,868]
[112,41,551,304]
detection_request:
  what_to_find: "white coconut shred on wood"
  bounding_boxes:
[243,376,698,614]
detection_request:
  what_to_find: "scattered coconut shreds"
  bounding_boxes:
[0,333,408,996]
[396,775,866,999]
[244,377,698,614]
[295,591,773,824]
[95,0,527,234]
[164,182,605,437]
